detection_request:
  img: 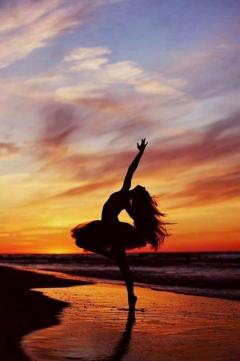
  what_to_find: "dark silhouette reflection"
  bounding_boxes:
[72,139,168,312]
[102,312,135,361]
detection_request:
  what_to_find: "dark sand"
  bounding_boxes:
[0,266,89,360]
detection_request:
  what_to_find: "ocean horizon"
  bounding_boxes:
[1,251,239,301]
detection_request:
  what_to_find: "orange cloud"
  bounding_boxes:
[50,177,120,200]
[167,165,240,208]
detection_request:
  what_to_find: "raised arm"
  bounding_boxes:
[121,138,148,191]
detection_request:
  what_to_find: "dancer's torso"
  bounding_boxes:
[101,190,130,222]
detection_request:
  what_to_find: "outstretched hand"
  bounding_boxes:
[137,138,148,152]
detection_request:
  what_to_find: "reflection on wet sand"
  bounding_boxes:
[23,283,138,361]
[103,313,135,361]
[23,282,240,361]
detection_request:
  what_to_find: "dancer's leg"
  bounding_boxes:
[112,246,137,313]
[75,238,112,258]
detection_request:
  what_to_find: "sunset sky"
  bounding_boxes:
[0,0,239,253]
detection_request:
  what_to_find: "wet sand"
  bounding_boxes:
[0,266,89,361]
[23,281,240,361]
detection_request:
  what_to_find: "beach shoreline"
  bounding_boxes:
[0,265,89,361]
[58,269,240,302]
[24,275,240,361]
[1,264,240,361]
[1,252,239,302]
[5,262,240,302]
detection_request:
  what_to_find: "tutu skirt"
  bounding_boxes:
[71,220,146,252]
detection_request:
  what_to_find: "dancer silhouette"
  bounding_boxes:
[72,139,167,314]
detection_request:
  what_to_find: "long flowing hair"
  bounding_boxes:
[131,185,168,249]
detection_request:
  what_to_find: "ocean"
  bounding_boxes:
[1,252,239,301]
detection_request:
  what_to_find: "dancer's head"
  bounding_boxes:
[130,185,168,249]
[130,185,146,195]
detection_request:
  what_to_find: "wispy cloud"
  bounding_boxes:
[53,46,185,100]
[29,109,240,209]
[168,165,240,208]
[50,177,120,200]
[0,142,20,158]
[0,1,117,70]
[35,110,240,182]
[0,0,59,33]
[146,111,240,174]
[34,101,80,162]
[64,46,111,71]
[168,44,240,99]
